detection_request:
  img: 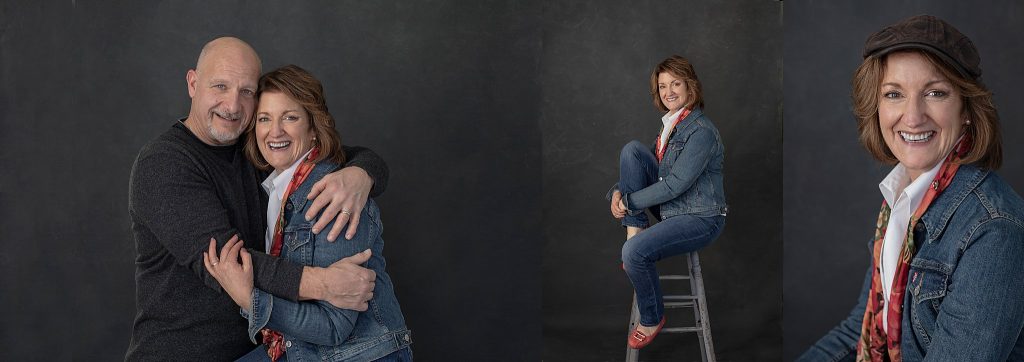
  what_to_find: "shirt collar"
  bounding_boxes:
[879,159,945,208]
[661,108,684,128]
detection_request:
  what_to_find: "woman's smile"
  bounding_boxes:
[266,140,292,150]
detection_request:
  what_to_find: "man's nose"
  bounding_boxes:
[222,90,242,114]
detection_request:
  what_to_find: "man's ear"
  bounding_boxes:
[186,69,198,98]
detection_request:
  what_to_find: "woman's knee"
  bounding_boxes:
[621,240,650,266]
[620,140,648,162]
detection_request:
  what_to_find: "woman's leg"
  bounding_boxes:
[622,215,725,326]
[234,345,272,362]
[618,140,659,231]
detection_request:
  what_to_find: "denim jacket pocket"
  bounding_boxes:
[908,258,952,347]
[660,138,688,170]
[284,225,313,264]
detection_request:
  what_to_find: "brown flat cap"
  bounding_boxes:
[863,14,981,79]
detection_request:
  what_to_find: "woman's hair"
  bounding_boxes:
[244,64,347,171]
[649,55,704,112]
[852,49,1001,169]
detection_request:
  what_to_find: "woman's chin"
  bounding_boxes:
[897,155,942,178]
[267,157,298,172]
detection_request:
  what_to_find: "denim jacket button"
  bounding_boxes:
[914,221,926,234]
[285,340,292,348]
[285,202,293,211]
[659,177,663,181]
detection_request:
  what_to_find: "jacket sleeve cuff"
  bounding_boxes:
[606,183,620,200]
[622,192,643,216]
[240,288,274,344]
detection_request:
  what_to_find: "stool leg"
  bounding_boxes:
[625,292,640,362]
[687,254,708,362]
[690,252,716,362]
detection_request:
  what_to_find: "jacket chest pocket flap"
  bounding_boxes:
[659,134,692,175]
[908,258,951,306]
[284,226,313,257]
[666,128,694,152]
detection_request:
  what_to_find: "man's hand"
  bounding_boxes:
[203,235,254,311]
[305,166,373,241]
[301,249,376,310]
[611,190,627,219]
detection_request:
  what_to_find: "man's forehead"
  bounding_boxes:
[196,38,262,77]
[198,55,260,84]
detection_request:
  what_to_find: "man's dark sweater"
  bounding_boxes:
[125,122,387,361]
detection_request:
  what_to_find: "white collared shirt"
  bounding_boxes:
[657,108,684,155]
[877,160,943,332]
[261,149,314,252]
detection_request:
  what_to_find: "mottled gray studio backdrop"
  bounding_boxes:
[541,1,782,360]
[784,1,1024,360]
[0,1,542,360]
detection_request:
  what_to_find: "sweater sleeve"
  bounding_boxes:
[250,249,303,301]
[342,145,389,197]
[129,142,303,299]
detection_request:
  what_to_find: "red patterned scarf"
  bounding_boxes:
[262,147,319,361]
[856,135,971,361]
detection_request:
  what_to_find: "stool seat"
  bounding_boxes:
[625,251,715,362]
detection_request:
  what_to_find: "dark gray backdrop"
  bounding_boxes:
[784,1,1024,360]
[541,1,782,360]
[0,1,542,360]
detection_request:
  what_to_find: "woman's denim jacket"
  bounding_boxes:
[611,107,728,219]
[240,161,412,361]
[799,165,1024,361]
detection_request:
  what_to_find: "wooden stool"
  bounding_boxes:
[625,252,715,362]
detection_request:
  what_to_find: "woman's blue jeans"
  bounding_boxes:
[618,141,725,326]
[236,346,413,361]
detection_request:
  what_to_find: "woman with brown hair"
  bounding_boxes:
[608,55,728,349]
[204,65,412,361]
[800,15,1024,361]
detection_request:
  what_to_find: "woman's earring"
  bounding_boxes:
[965,119,972,125]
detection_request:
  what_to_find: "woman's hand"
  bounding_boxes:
[203,235,254,312]
[305,167,373,242]
[611,190,627,219]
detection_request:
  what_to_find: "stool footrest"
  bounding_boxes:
[662,326,704,333]
[664,301,695,308]
[664,295,697,300]
[659,275,690,280]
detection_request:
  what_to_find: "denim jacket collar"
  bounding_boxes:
[671,107,705,136]
[918,163,989,245]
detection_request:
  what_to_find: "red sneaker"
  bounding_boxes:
[627,316,666,349]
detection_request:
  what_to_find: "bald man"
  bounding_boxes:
[125,37,389,360]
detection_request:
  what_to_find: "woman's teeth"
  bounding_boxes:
[899,131,935,143]
[268,141,291,150]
